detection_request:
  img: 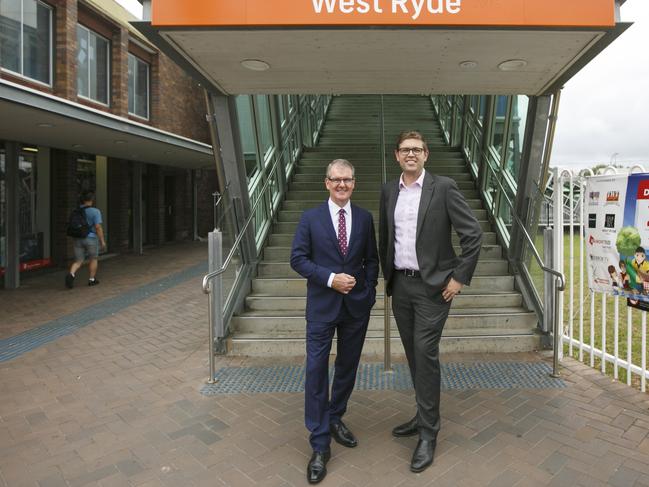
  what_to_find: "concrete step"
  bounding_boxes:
[295,166,470,175]
[262,243,501,261]
[251,275,516,295]
[280,199,486,211]
[292,181,488,191]
[245,291,522,311]
[267,232,497,246]
[256,259,508,278]
[275,208,486,221]
[284,194,482,207]
[226,334,541,356]
[291,172,474,182]
[231,308,537,334]
[270,218,490,234]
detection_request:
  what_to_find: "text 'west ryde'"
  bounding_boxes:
[311,0,463,20]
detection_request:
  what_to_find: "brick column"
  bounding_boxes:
[110,26,129,116]
[50,150,78,266]
[53,0,78,99]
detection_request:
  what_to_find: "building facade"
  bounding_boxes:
[0,0,218,288]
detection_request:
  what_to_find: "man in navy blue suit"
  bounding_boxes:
[290,159,379,484]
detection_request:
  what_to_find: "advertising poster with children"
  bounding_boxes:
[585,173,649,310]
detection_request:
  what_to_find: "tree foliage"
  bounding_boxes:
[616,226,642,257]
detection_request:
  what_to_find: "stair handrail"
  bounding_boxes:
[491,169,565,377]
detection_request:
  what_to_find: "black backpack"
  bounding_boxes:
[66,207,90,238]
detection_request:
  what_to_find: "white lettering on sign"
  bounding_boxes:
[644,189,649,197]
[310,0,461,18]
[312,0,384,14]
[393,0,463,19]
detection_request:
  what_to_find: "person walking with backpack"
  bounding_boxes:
[65,191,106,288]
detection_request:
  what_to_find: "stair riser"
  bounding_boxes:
[271,219,489,233]
[268,232,498,245]
[251,276,515,294]
[292,173,473,182]
[276,208,486,221]
[245,294,522,311]
[296,167,469,175]
[256,260,508,278]
[227,335,541,356]
[288,181,475,191]
[284,194,482,206]
[232,313,537,334]
[262,244,501,261]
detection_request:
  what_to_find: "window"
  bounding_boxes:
[0,0,52,85]
[235,96,259,179]
[77,24,109,105]
[128,53,149,119]
[254,95,274,162]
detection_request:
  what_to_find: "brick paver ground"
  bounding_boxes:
[1,242,649,486]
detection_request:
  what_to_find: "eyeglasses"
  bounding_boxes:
[327,177,355,185]
[398,147,426,156]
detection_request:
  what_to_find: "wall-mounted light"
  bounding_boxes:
[498,59,528,71]
[459,61,478,70]
[241,59,271,71]
[72,144,83,149]
[114,140,127,145]
[36,123,54,128]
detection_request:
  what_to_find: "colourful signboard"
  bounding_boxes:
[585,173,649,310]
[151,0,616,28]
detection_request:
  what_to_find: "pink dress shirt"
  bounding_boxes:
[393,171,425,270]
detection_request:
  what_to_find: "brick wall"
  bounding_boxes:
[53,0,78,99]
[150,56,210,144]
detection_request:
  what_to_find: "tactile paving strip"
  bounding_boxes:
[0,262,207,362]
[200,361,565,395]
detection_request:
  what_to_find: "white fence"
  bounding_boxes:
[554,167,648,391]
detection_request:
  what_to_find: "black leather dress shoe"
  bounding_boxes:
[330,420,358,448]
[307,449,331,484]
[392,416,418,437]
[410,439,436,473]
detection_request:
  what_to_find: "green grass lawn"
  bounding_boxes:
[528,229,647,390]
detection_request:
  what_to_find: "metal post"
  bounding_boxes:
[207,229,223,384]
[4,142,20,289]
[543,227,554,333]
[551,276,562,378]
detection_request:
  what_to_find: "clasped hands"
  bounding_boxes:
[332,273,356,294]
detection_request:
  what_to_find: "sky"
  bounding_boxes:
[116,0,648,171]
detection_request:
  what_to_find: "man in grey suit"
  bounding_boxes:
[379,130,482,473]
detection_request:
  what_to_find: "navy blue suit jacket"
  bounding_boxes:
[290,201,379,323]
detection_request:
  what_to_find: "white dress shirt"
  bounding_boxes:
[327,198,352,288]
[393,171,425,270]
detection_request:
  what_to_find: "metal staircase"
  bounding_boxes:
[228,95,539,356]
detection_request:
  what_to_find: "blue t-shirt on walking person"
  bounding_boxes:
[81,206,102,238]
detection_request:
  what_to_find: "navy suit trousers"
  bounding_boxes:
[305,302,369,451]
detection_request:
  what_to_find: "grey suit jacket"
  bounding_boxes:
[379,171,483,297]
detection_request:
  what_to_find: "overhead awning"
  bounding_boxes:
[134,0,629,95]
[0,79,213,169]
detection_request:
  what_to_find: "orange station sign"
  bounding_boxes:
[151,0,616,28]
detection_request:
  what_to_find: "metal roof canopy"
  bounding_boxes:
[134,0,629,96]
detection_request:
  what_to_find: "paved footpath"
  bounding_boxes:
[1,242,649,486]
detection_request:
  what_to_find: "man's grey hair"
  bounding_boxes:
[325,159,355,178]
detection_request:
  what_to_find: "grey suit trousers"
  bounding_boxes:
[391,272,451,440]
